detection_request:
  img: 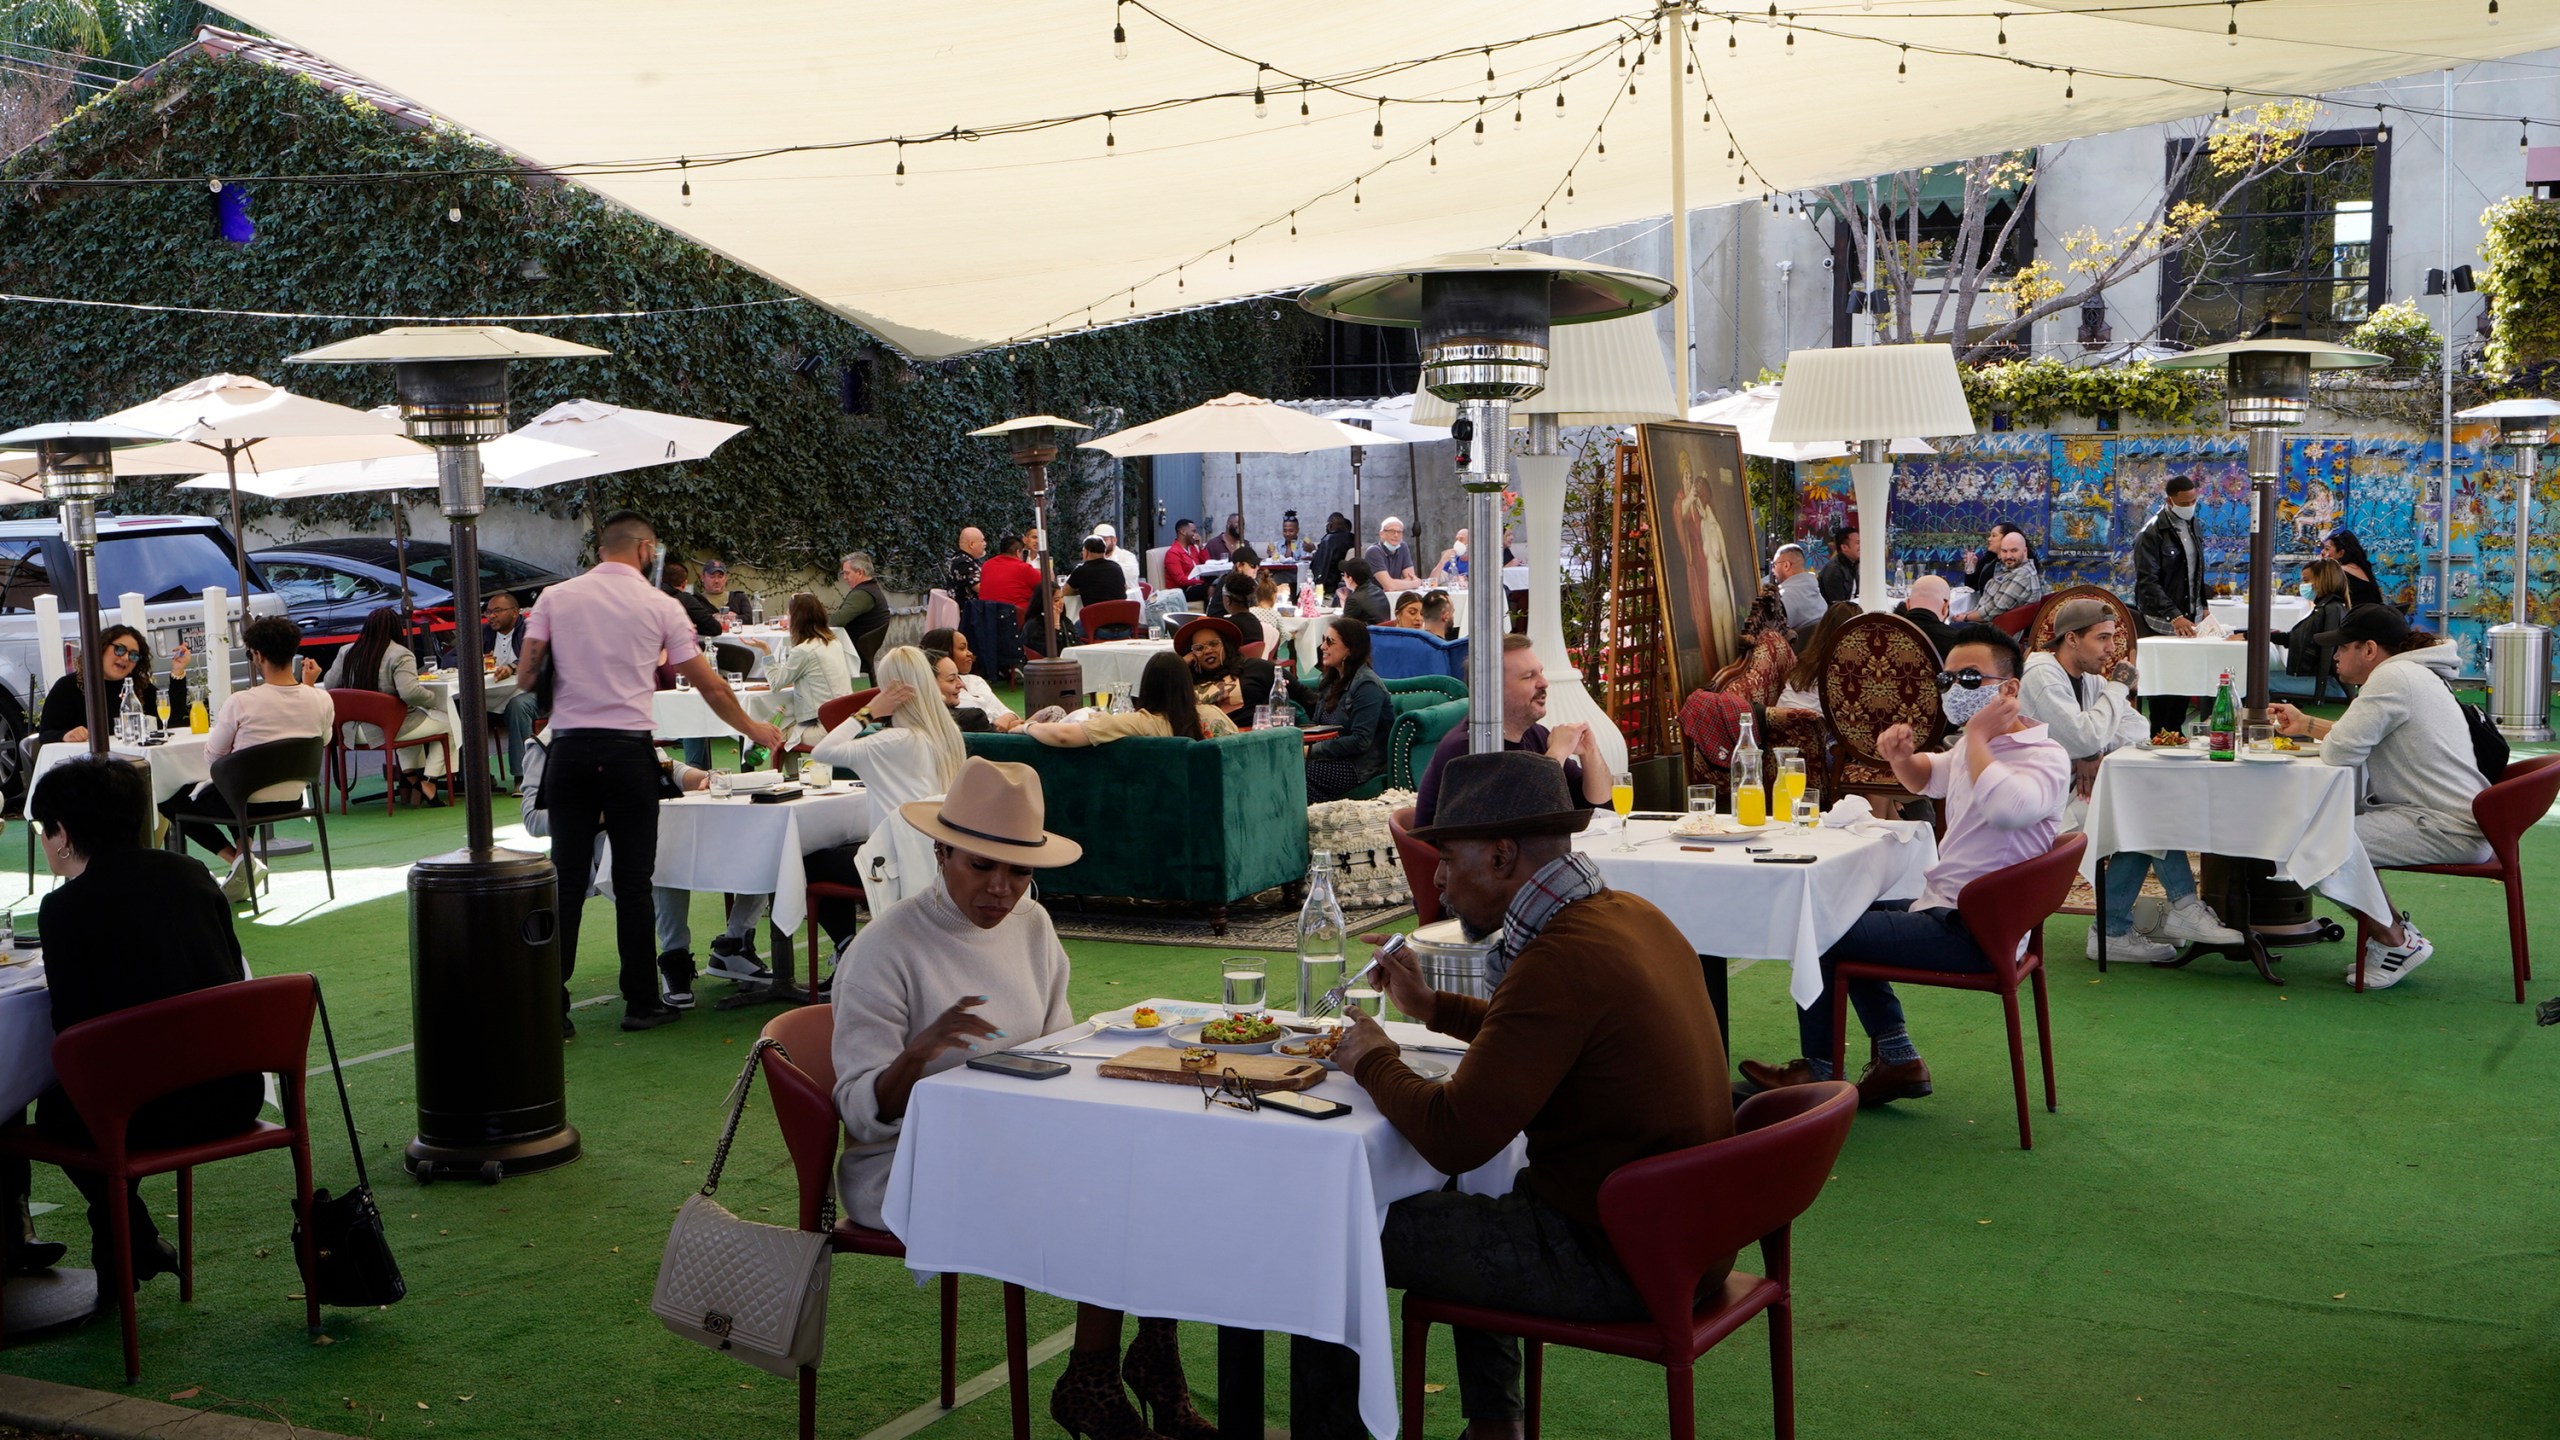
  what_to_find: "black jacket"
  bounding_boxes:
[1309,529,1357,595]
[36,670,190,749]
[1063,557,1128,607]
[670,587,723,638]
[2131,508,2206,633]
[2286,598,2350,677]
[1895,604,1957,662]
[1818,554,1859,606]
[1341,582,1390,625]
[1293,663,1392,777]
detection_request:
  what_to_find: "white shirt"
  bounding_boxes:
[206,678,337,803]
[1911,721,2069,914]
[1108,545,1142,589]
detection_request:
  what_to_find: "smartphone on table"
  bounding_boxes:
[966,1053,1070,1081]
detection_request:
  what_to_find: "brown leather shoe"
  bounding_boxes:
[1855,1054,1933,1107]
[1738,1057,1822,1093]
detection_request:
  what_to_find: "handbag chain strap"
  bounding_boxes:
[311,978,370,1192]
[698,1037,836,1231]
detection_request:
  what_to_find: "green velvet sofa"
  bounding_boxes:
[961,726,1310,932]
[1341,676,1469,801]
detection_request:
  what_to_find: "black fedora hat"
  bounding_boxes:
[1410,751,1593,844]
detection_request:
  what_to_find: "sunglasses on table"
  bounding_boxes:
[1934,668,2005,692]
[1197,1066,1261,1113]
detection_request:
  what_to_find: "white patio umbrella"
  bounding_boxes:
[33,375,431,611]
[1315,399,1447,542]
[1083,392,1409,539]
[477,399,749,491]
[1690,386,1936,464]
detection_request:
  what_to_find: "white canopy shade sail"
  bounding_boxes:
[478,399,750,491]
[1691,385,1937,462]
[211,2,2560,359]
[1316,398,1452,444]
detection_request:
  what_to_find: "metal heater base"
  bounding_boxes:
[405,1126,583,1185]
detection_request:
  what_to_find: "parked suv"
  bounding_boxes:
[0,514,284,804]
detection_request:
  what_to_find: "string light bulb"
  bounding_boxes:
[1729,17,1738,57]
[2219,89,2231,121]
[1300,84,1311,124]
[1485,48,1495,85]
[889,146,901,187]
[1785,17,1796,57]
[1353,180,1362,208]
[1113,0,1126,58]
[1566,176,1576,206]
[2522,118,2533,154]
[448,204,462,223]
[1473,106,1486,145]
[1105,112,1117,155]
[1429,139,1438,172]
[1996,13,2010,54]
[2489,0,2501,24]
[2063,69,2075,106]
[1554,90,1565,120]
[1289,211,1298,239]
[2374,106,2389,144]
[1597,129,1607,162]
[1897,45,1908,83]
[2226,1,2240,45]
[681,156,694,202]
[1371,99,1385,150]
[1253,65,1267,118]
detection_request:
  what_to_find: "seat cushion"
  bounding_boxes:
[1407,1270,1783,1364]
[831,1219,907,1257]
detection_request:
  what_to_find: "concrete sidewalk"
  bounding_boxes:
[0,1375,301,1439]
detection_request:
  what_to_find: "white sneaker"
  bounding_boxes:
[2351,921,2433,990]
[219,855,266,902]
[2155,897,2245,946]
[2088,928,2179,964]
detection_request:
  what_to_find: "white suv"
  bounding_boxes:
[0,514,284,803]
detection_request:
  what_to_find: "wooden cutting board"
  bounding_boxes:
[1097,1047,1326,1092]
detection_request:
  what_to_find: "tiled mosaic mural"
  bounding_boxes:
[1797,424,2560,677]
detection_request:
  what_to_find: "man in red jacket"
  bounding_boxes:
[1163,517,1211,603]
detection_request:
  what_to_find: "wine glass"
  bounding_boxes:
[1610,769,1637,850]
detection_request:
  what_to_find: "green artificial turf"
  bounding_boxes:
[7,730,2560,1440]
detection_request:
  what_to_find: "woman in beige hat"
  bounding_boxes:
[830,757,1218,1440]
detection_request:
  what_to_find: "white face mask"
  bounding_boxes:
[2169,503,2198,521]
[1452,540,1467,557]
[1941,681,2005,728]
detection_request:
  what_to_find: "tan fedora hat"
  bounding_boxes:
[900,757,1084,868]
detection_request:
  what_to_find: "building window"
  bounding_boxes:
[1302,319,1419,400]
[2162,130,2387,346]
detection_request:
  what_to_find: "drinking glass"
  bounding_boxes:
[1734,780,1768,828]
[1688,783,1719,815]
[1775,754,1808,818]
[1220,956,1268,1016]
[1793,788,1824,831]
[1342,978,1386,1021]
[2245,722,2276,756]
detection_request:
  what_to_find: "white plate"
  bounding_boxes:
[1274,1032,1345,1070]
[1402,1053,1452,1082]
[1088,1001,1219,1039]
[1165,1019,1288,1054]
[2147,746,2208,760]
[1673,829,1765,846]
[2239,749,2291,763]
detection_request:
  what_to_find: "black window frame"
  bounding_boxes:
[2158,126,2390,348]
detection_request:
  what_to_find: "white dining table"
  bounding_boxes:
[2080,746,2388,978]
[1067,638,1174,697]
[593,782,873,938]
[1576,817,1938,1010]
[33,734,212,806]
[884,1004,1522,1440]
[2209,595,2314,635]
[649,683,795,743]
[2134,636,2255,697]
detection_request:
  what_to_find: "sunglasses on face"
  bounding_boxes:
[1935,668,1999,692]
[107,644,141,661]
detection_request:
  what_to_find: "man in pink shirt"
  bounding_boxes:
[516,511,785,1034]
[1739,623,2068,1107]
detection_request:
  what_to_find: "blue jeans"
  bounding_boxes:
[681,737,712,770]
[2100,850,2198,936]
[500,690,541,779]
[1799,900,1992,1063]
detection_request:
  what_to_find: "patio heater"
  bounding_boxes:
[2454,398,2557,742]
[1300,251,1674,753]
[291,325,606,1183]
[0,423,175,758]
[971,415,1091,715]
[2156,340,2387,721]
[1766,345,1978,614]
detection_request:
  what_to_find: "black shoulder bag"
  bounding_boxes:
[293,981,407,1307]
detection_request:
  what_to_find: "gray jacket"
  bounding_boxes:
[2319,643,2484,838]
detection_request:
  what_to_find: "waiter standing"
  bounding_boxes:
[516,512,786,1034]
[2131,472,2211,734]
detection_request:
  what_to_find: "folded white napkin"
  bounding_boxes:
[1827,794,1874,824]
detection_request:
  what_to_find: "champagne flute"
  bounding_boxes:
[1610,769,1637,850]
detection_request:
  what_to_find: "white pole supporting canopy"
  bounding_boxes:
[209,1,2560,358]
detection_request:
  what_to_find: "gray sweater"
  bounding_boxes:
[2319,643,2484,838]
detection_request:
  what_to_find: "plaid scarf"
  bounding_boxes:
[1482,852,1607,991]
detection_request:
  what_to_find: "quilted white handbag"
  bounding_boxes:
[1306,789,1416,909]
[652,1039,834,1377]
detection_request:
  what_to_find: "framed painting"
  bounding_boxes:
[1639,421,1757,699]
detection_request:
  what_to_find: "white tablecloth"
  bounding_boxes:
[2079,748,2389,921]
[607,784,874,935]
[2134,636,2254,697]
[2209,596,2314,635]
[1578,819,1937,1008]
[0,966,52,1113]
[650,684,793,743]
[884,1006,1523,1440]
[1068,638,1174,696]
[34,735,211,806]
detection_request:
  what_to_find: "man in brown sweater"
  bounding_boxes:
[1293,752,1733,1440]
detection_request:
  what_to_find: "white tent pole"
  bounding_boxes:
[2439,67,2457,648]
[1666,3,1690,406]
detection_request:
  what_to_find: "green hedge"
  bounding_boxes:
[0,52,1322,585]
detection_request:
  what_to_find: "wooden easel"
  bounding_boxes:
[1601,438,1679,763]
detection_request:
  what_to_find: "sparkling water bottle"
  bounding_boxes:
[118,678,142,743]
[1295,855,1348,1017]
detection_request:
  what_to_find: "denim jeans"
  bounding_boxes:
[499,690,542,779]
[1798,900,1992,1063]
[652,887,764,955]
[2100,850,2198,936]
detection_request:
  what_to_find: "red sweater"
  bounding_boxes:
[978,555,1041,613]
[1165,542,1210,591]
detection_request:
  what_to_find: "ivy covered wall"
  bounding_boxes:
[0,50,1323,587]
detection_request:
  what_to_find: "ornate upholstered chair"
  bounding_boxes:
[1815,611,1948,812]
[2026,585,2139,673]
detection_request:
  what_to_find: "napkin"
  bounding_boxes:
[1826,795,1874,824]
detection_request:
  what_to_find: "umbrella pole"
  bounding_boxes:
[1233,453,1244,545]
[225,445,252,647]
[1351,449,1364,547]
[393,503,420,654]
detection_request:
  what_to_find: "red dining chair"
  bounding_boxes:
[1831,832,2084,1150]
[1078,599,1142,642]
[757,1007,1030,1440]
[1239,641,1267,661]
[1398,1082,1859,1440]
[817,690,880,735]
[0,974,321,1381]
[2351,754,2560,1001]
[1387,806,1443,925]
[325,689,452,816]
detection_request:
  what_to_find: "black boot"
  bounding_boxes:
[1049,1346,1169,1440]
[1123,1317,1218,1440]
